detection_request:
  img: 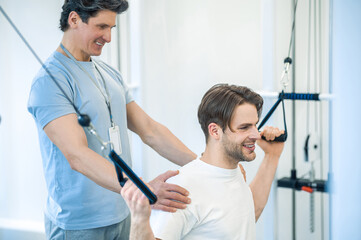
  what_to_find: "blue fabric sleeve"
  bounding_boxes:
[28,71,76,129]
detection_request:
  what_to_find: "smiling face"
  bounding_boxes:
[71,10,117,61]
[221,103,261,163]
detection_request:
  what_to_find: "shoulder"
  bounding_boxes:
[31,52,73,88]
[166,160,203,187]
[150,201,198,239]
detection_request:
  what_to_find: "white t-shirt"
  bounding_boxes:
[150,159,256,240]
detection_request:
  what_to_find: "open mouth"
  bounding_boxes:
[95,41,104,46]
[243,143,255,151]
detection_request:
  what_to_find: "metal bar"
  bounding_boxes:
[256,91,334,100]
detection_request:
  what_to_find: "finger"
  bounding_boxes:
[121,182,137,203]
[120,179,133,195]
[275,128,284,137]
[162,191,191,204]
[157,170,180,182]
[260,126,268,138]
[134,188,149,206]
[238,163,245,171]
[238,164,246,182]
[157,198,187,210]
[165,183,189,196]
[151,204,177,213]
[262,126,279,141]
[269,128,276,140]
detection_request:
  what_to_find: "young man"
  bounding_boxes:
[121,84,285,240]
[27,1,196,239]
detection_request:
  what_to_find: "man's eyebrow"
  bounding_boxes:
[96,23,116,28]
[238,120,259,127]
[238,123,253,127]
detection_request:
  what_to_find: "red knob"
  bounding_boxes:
[301,186,314,193]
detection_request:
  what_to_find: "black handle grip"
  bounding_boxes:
[261,132,287,142]
[109,150,158,205]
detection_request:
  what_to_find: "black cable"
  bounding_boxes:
[258,91,288,142]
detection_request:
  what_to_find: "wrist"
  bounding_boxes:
[131,215,151,225]
[263,153,281,163]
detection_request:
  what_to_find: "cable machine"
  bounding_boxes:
[257,0,331,239]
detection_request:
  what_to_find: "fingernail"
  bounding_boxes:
[187,199,191,204]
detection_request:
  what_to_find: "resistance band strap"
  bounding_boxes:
[258,91,288,142]
[109,150,158,204]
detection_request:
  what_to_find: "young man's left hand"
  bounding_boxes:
[257,126,285,157]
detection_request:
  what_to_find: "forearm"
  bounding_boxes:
[143,123,196,166]
[126,102,196,166]
[130,219,155,240]
[67,146,121,193]
[249,153,280,221]
[44,114,122,194]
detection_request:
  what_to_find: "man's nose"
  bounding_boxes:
[104,29,112,43]
[249,126,261,140]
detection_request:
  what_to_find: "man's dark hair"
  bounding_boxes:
[198,84,263,142]
[59,0,128,32]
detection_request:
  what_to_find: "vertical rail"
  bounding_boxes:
[328,0,333,239]
[291,0,297,239]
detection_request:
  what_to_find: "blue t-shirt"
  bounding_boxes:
[28,51,133,230]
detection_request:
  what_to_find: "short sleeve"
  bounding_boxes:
[27,71,76,129]
[95,60,134,104]
[116,73,133,104]
[150,207,197,240]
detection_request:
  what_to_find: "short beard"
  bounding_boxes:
[222,134,256,163]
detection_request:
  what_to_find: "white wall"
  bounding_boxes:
[0,1,63,238]
[0,0,342,239]
[132,0,331,239]
[331,0,361,239]
[136,0,262,178]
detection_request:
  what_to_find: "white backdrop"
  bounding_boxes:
[2,0,359,240]
[0,0,63,237]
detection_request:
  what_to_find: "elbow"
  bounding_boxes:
[254,207,263,222]
[141,133,156,147]
[139,123,162,147]
[253,200,268,222]
[64,149,83,172]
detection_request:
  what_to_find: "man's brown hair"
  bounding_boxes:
[197,84,263,142]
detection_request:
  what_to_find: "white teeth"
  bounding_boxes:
[244,144,254,148]
[96,42,103,46]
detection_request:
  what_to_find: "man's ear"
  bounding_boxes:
[208,123,222,141]
[68,11,81,29]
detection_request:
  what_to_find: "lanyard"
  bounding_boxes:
[60,44,114,127]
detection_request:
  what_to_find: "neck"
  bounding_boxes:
[57,34,91,62]
[200,143,238,169]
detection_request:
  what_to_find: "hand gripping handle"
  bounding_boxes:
[109,150,158,205]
